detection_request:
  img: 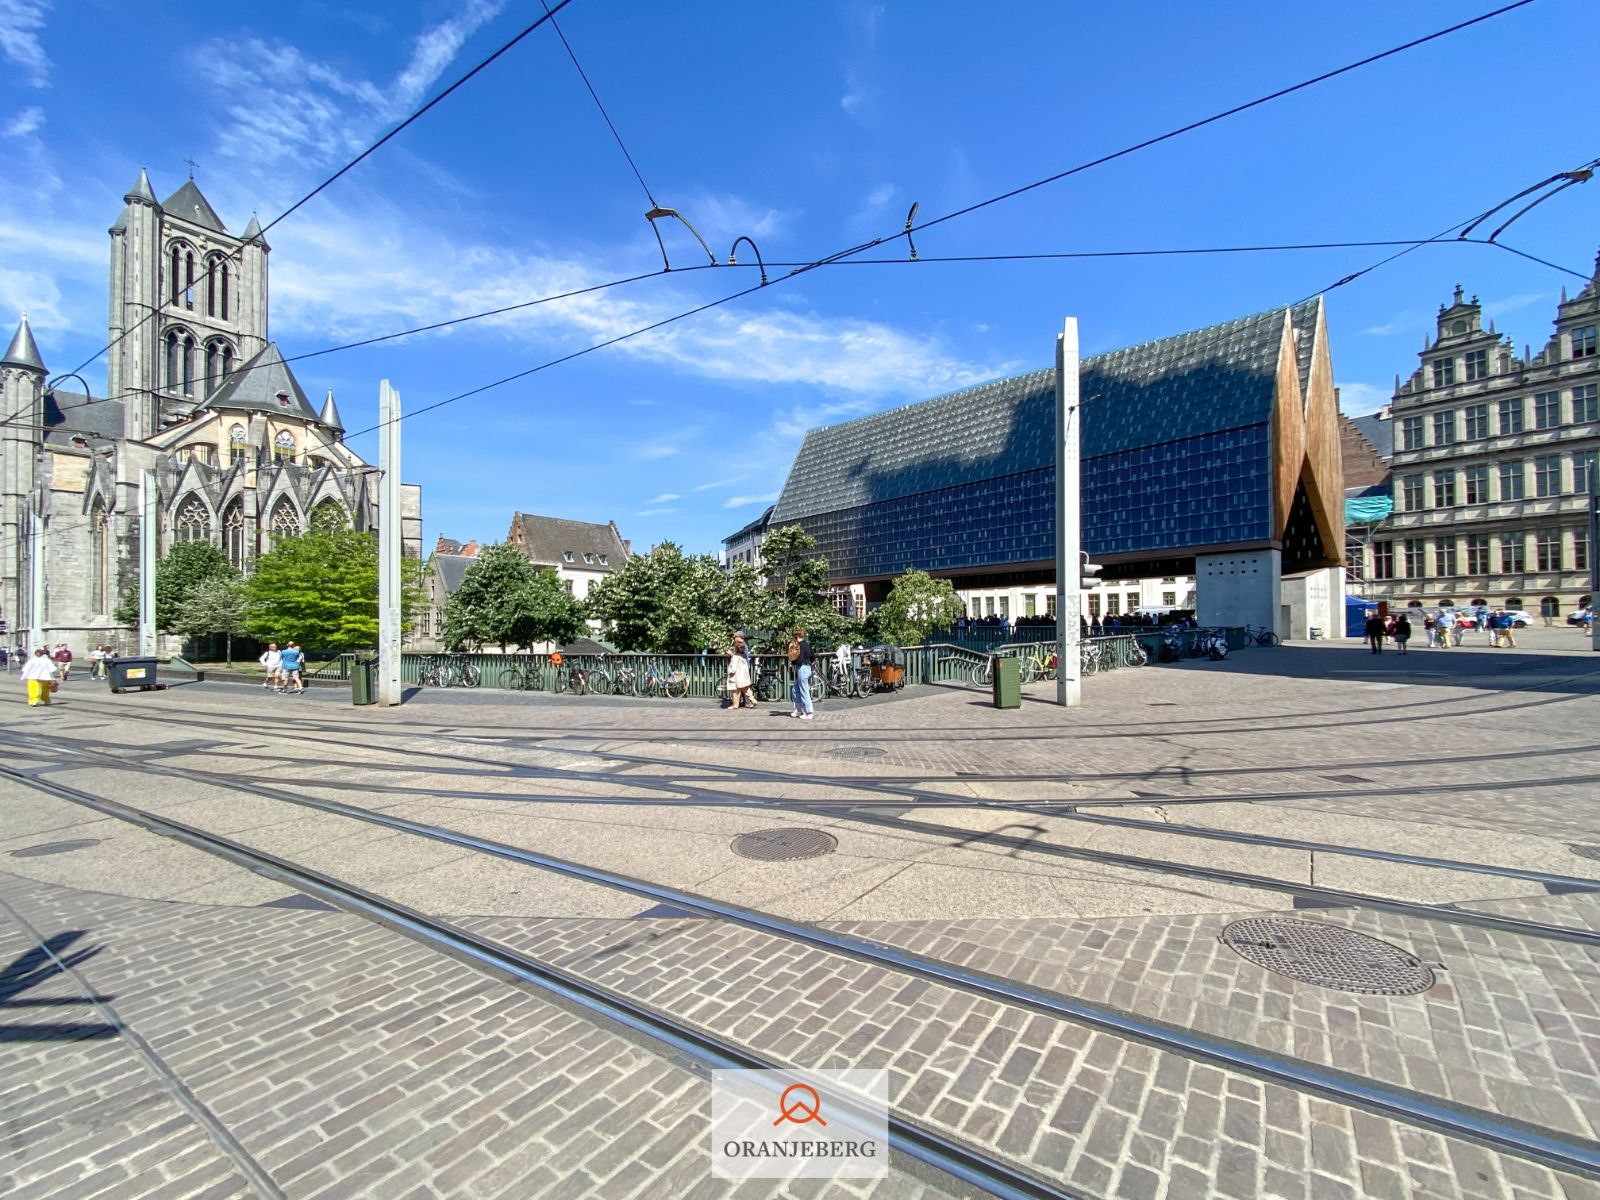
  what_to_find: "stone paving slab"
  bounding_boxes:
[0,871,957,1200]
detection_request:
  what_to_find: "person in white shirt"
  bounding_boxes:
[259,643,283,689]
[21,649,58,707]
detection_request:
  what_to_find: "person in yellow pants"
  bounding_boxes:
[22,648,57,706]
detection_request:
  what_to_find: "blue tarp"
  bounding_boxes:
[1345,594,1376,638]
[1345,494,1394,526]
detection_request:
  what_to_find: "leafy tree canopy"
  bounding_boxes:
[870,569,965,646]
[114,540,235,632]
[173,575,251,665]
[244,529,420,649]
[441,543,583,652]
[588,543,763,653]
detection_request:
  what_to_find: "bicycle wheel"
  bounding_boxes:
[808,672,825,703]
[589,670,612,696]
[1017,658,1038,684]
[570,669,588,696]
[419,666,440,687]
[1256,631,1279,647]
[968,663,987,686]
[460,663,481,688]
[666,673,688,699]
[853,666,874,698]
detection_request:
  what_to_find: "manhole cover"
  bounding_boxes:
[1219,918,1435,995]
[732,828,838,862]
[10,839,100,858]
[1570,844,1600,863]
[1323,774,1374,785]
[827,746,886,760]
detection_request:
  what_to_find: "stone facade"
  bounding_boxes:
[1367,268,1600,616]
[0,171,422,652]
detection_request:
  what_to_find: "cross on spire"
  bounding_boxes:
[183,156,198,179]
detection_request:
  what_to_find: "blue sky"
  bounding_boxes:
[2,0,1595,555]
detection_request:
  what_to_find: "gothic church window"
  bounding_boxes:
[270,498,302,541]
[182,335,195,396]
[311,500,347,531]
[206,255,230,320]
[223,500,247,570]
[175,495,212,543]
[274,431,296,464]
[204,340,233,397]
[229,424,247,466]
[90,503,109,614]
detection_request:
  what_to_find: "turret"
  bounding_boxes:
[109,168,163,438]
[319,388,344,440]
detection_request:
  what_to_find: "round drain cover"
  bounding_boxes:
[1219,918,1434,995]
[828,746,886,760]
[1569,844,1600,863]
[10,839,100,858]
[732,828,838,862]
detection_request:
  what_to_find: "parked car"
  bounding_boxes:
[1503,610,1533,627]
[1568,608,1594,627]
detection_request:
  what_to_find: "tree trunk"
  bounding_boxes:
[225,632,233,668]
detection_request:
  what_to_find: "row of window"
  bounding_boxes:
[174,494,347,570]
[1399,385,1600,450]
[1372,529,1589,580]
[164,329,234,399]
[168,243,232,321]
[1425,326,1596,389]
[1399,452,1597,509]
[560,550,609,566]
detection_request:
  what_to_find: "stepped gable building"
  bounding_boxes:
[1371,267,1600,617]
[0,170,422,650]
[768,298,1345,637]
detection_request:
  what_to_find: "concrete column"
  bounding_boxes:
[138,470,156,655]
[1054,317,1082,708]
[378,381,402,704]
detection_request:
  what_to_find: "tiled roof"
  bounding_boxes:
[1349,412,1391,461]
[3,315,45,371]
[772,300,1319,523]
[511,513,629,571]
[432,554,475,595]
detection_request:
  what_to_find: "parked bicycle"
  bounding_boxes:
[1243,624,1279,646]
[587,654,635,697]
[418,655,481,688]
[638,663,689,699]
[1017,648,1057,683]
[503,661,543,691]
[822,654,872,699]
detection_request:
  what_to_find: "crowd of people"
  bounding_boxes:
[256,642,308,694]
[720,628,816,718]
[1362,606,1524,655]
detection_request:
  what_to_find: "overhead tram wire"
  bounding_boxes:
[21,233,1574,438]
[337,0,1543,440]
[540,0,658,207]
[9,0,1539,440]
[9,0,581,428]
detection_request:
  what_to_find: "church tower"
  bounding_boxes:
[1,315,45,639]
[107,169,269,441]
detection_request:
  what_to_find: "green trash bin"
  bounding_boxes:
[991,655,1020,709]
[351,656,377,705]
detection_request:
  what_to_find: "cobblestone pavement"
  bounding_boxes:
[2,631,1599,1197]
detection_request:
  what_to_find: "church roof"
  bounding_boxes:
[162,179,228,233]
[509,513,630,572]
[2,315,45,372]
[771,300,1320,523]
[431,553,476,596]
[241,214,267,246]
[199,342,318,421]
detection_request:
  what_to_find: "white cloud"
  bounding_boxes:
[840,90,865,118]
[723,492,777,509]
[691,477,742,493]
[1359,309,1428,337]
[0,0,51,88]
[1337,381,1390,415]
[647,492,681,504]
[1482,292,1549,321]
[4,105,43,138]
[636,439,680,460]
[680,192,795,244]
[634,507,679,517]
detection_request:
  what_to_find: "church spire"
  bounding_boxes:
[319,388,344,438]
[124,167,157,206]
[2,313,45,373]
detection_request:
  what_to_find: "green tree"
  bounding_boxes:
[441,543,583,652]
[173,575,251,666]
[871,569,965,646]
[114,540,235,632]
[588,543,751,653]
[244,529,420,648]
[755,524,857,648]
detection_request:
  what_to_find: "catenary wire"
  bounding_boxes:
[7,0,1543,441]
[540,0,657,206]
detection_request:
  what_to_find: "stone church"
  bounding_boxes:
[0,170,422,651]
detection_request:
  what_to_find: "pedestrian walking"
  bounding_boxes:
[89,645,105,679]
[732,634,755,707]
[52,643,72,681]
[1393,614,1411,654]
[259,643,282,689]
[1422,614,1437,647]
[1497,610,1517,649]
[279,642,306,693]
[1364,611,1385,654]
[788,627,815,720]
[726,642,753,712]
[1436,608,1456,648]
[21,648,57,707]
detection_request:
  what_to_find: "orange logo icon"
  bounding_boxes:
[773,1083,826,1127]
